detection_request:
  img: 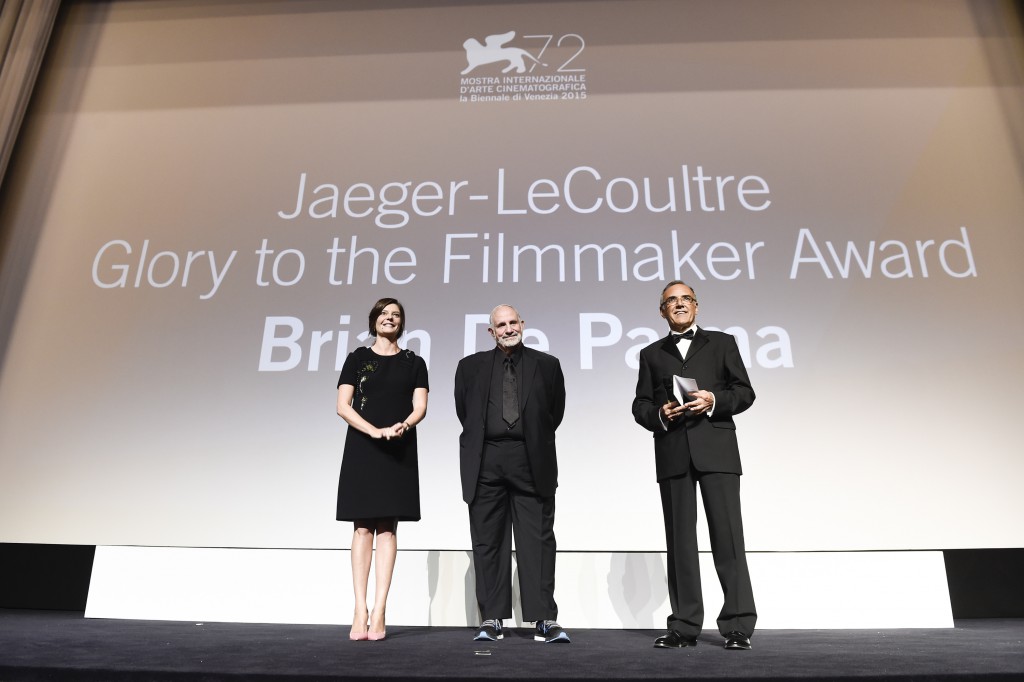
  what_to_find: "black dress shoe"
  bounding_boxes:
[723,631,751,650]
[653,630,698,648]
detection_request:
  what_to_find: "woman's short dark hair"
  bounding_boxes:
[368,298,405,337]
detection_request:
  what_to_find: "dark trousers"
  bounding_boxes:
[468,441,557,622]
[660,467,756,638]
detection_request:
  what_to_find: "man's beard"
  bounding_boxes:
[497,334,521,349]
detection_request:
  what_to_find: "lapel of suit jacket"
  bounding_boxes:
[478,349,498,410]
[684,329,710,362]
[519,347,536,412]
[660,334,684,363]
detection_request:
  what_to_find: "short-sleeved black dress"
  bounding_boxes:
[336,346,428,522]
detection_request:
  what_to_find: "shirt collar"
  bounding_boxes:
[495,344,523,364]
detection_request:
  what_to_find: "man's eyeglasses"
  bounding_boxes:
[661,295,696,307]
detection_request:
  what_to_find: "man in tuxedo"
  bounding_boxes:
[632,281,757,651]
[455,304,569,644]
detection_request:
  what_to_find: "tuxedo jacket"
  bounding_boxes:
[632,328,755,481]
[455,346,566,503]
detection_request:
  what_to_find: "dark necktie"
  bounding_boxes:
[672,329,695,340]
[503,357,519,427]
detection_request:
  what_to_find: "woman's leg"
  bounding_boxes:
[369,518,398,637]
[350,521,374,639]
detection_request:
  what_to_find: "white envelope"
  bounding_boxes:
[673,375,699,404]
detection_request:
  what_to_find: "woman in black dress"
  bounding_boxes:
[336,298,428,641]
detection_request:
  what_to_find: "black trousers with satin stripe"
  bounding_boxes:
[660,468,756,638]
[468,441,557,622]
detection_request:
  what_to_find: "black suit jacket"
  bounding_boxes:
[632,328,755,481]
[455,346,566,503]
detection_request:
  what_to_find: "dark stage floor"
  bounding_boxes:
[1,610,1022,681]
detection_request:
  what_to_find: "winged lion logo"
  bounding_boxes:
[461,31,547,74]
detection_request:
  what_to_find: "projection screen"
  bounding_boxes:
[1,0,1022,553]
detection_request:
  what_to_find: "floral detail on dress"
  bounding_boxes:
[355,360,378,412]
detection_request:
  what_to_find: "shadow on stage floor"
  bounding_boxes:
[1,609,1022,681]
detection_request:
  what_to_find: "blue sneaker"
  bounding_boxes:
[474,619,503,641]
[534,620,570,643]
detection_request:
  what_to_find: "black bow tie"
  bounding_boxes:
[672,330,695,340]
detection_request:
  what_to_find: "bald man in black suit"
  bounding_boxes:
[455,304,569,644]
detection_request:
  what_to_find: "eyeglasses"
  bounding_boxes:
[661,295,696,307]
